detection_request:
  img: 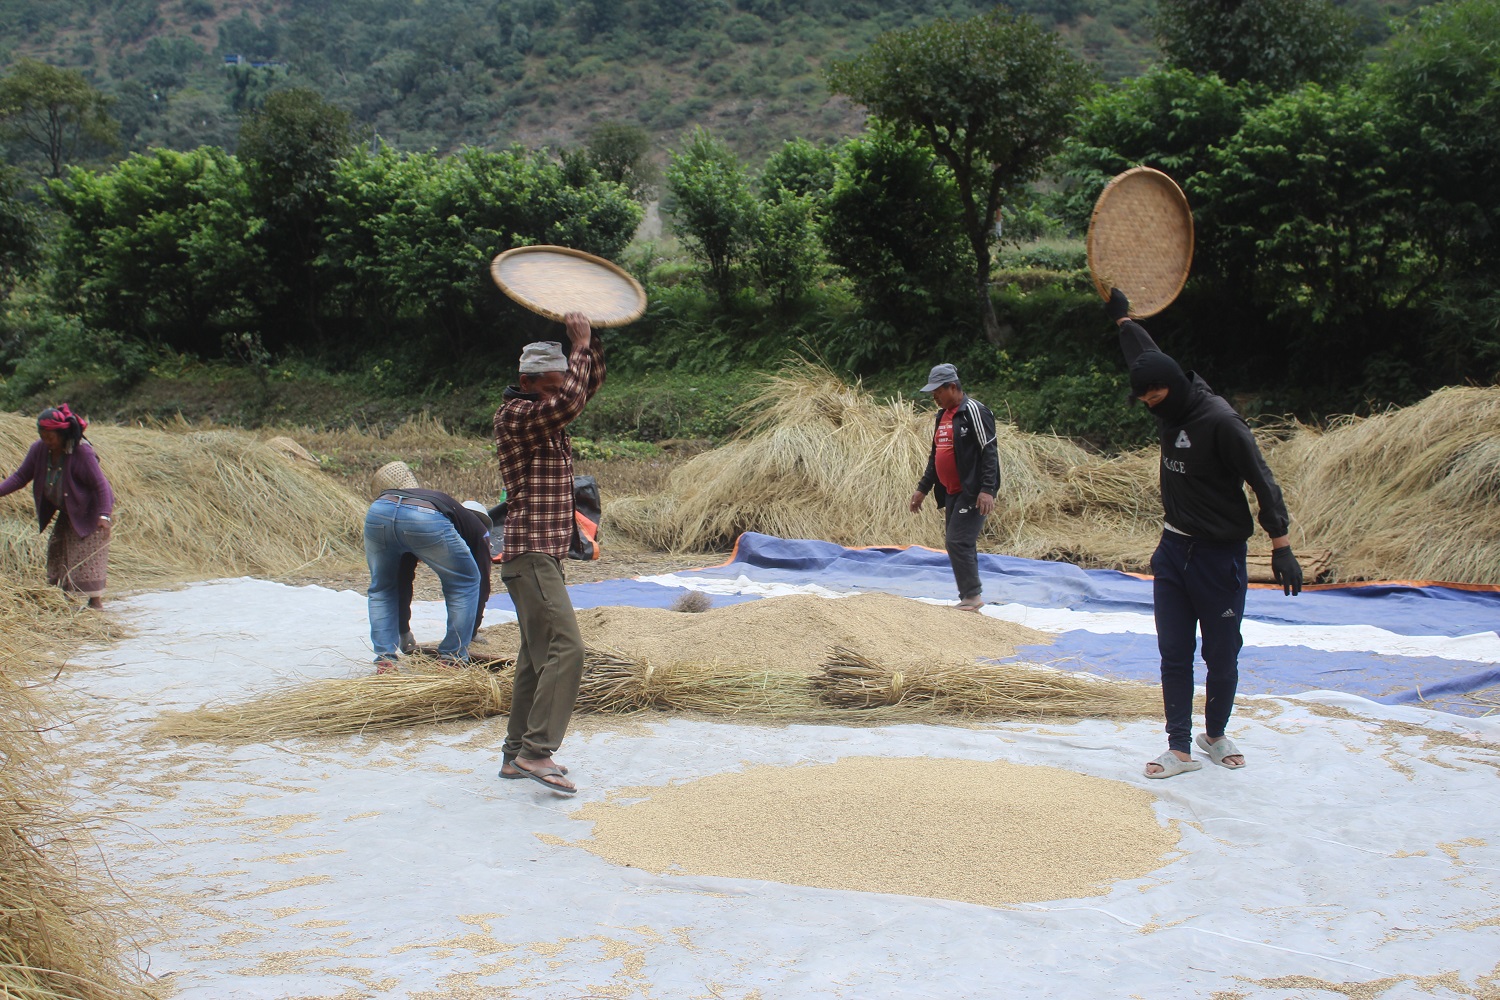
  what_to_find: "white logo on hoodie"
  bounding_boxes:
[1175,430,1192,449]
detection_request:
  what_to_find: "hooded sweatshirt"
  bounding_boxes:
[1119,321,1290,542]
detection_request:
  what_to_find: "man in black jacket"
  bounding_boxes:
[363,461,494,672]
[1106,289,1303,778]
[908,363,1001,611]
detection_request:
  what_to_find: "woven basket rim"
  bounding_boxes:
[489,245,648,328]
[1086,166,1194,319]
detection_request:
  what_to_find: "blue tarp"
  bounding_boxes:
[486,533,1500,715]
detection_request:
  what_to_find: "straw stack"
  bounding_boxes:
[0,579,148,999]
[0,414,368,588]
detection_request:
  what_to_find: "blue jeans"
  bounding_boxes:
[364,498,480,660]
[1150,530,1247,754]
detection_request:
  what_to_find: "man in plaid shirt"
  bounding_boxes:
[493,312,603,794]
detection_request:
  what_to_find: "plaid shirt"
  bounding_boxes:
[493,338,605,560]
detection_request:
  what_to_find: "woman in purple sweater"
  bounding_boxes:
[0,405,115,608]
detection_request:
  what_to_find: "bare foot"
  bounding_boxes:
[1144,749,1194,776]
[509,755,576,792]
[955,598,984,612]
[87,596,104,610]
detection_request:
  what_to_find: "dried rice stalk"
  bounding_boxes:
[0,580,150,999]
[814,646,1160,720]
[153,647,825,743]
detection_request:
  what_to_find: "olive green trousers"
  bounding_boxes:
[500,552,585,760]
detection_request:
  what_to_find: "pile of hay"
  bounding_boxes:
[607,361,1096,557]
[0,414,368,588]
[609,363,1500,585]
[1264,387,1500,584]
[0,580,148,999]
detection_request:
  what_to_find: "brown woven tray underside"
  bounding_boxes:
[1087,167,1194,318]
[490,246,647,327]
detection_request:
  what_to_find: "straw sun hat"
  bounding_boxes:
[372,460,419,496]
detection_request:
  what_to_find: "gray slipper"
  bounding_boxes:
[1145,751,1202,779]
[1195,734,1246,769]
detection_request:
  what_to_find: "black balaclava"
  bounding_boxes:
[1129,350,1193,423]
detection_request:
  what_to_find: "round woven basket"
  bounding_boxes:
[489,246,647,328]
[1086,166,1194,318]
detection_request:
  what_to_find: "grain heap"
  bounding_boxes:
[572,757,1179,906]
[471,591,1052,675]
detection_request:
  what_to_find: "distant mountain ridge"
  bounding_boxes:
[0,0,1157,164]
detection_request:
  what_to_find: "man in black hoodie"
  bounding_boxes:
[1106,289,1303,778]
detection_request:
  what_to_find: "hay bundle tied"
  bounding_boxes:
[815,646,1160,720]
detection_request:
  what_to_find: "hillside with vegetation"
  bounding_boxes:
[7,0,1182,162]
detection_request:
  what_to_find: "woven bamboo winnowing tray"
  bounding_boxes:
[1087,166,1194,318]
[490,246,648,328]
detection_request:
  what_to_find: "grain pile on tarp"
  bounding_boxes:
[1264,386,1500,585]
[472,591,1054,675]
[0,580,148,999]
[572,757,1178,906]
[0,414,367,587]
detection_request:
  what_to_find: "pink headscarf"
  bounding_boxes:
[38,403,87,435]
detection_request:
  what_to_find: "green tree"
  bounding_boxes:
[238,87,358,344]
[749,190,821,309]
[1052,67,1260,231]
[319,143,641,353]
[1191,84,1442,393]
[0,58,119,178]
[1369,0,1500,271]
[819,125,971,333]
[584,121,658,201]
[0,167,41,299]
[758,137,836,202]
[47,147,268,354]
[665,128,758,305]
[826,10,1093,345]
[1155,0,1360,90]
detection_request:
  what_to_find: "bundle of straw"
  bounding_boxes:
[813,646,1160,720]
[152,660,513,742]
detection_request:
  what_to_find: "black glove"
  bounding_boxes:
[1271,546,1303,596]
[1105,287,1130,323]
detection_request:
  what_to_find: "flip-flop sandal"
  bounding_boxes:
[1195,734,1246,769]
[1144,751,1202,779]
[499,754,567,779]
[509,762,576,794]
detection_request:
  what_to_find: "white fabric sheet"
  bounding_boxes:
[52,580,1500,999]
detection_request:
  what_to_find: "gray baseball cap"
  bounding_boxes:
[920,363,959,392]
[519,341,568,373]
